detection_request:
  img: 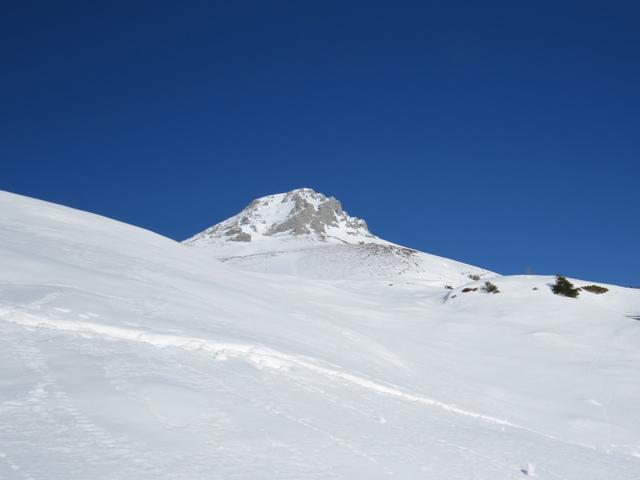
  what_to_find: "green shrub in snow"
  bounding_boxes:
[552,275,580,298]
[482,281,500,294]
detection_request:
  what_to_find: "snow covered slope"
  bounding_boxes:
[186,188,493,285]
[2,189,640,479]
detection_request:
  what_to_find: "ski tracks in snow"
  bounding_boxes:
[0,322,162,479]
[0,297,595,456]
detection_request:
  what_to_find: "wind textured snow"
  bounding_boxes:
[1,188,639,479]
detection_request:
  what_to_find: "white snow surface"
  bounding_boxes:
[1,189,640,479]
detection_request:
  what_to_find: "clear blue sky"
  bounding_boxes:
[2,2,638,286]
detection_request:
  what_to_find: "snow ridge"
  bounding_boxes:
[0,306,532,430]
[2,304,612,456]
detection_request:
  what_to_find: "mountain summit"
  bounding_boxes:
[186,188,380,247]
[185,188,492,284]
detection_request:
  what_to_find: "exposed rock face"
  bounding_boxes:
[186,188,377,245]
[265,190,367,237]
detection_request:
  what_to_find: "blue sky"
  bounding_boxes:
[2,2,639,285]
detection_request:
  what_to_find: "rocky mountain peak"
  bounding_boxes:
[186,188,378,246]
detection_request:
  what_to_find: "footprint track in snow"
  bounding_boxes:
[0,305,605,457]
[4,329,160,477]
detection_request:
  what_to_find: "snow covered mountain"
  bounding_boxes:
[187,188,377,246]
[2,189,640,479]
[186,188,493,285]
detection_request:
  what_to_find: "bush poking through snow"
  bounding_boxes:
[467,274,481,281]
[482,281,500,294]
[462,287,478,293]
[552,275,580,298]
[581,284,609,294]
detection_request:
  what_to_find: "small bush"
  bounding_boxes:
[462,287,478,293]
[552,275,580,298]
[444,285,453,290]
[581,284,608,294]
[468,274,481,281]
[482,281,500,294]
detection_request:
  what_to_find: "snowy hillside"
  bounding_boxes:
[1,189,640,479]
[186,188,493,285]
